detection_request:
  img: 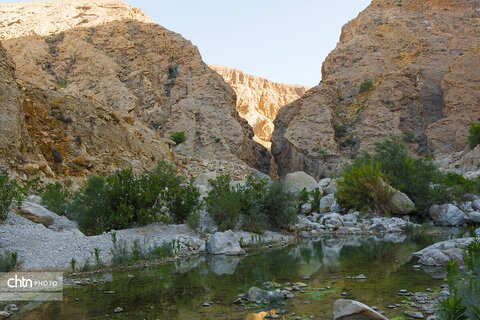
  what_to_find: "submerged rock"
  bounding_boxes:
[206,230,245,255]
[332,299,388,320]
[429,204,469,226]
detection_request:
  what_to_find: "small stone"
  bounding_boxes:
[233,298,242,304]
[341,292,349,296]
[399,289,408,293]
[353,274,366,280]
[405,310,424,319]
[202,303,211,307]
[104,291,115,294]
[127,274,135,279]
[114,307,123,313]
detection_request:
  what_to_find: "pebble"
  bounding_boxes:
[405,310,424,319]
[353,274,366,280]
[113,307,123,313]
[202,303,211,307]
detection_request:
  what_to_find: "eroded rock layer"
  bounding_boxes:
[209,64,308,149]
[272,0,480,179]
[0,0,270,175]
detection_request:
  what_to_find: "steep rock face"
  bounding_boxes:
[0,41,174,178]
[209,64,308,149]
[0,0,269,173]
[273,0,480,179]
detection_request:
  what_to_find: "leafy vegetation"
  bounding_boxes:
[437,236,480,319]
[205,175,297,233]
[0,166,24,222]
[170,131,186,145]
[0,251,17,272]
[340,136,463,217]
[359,79,374,93]
[336,160,395,215]
[467,122,480,149]
[40,182,70,215]
[70,161,200,235]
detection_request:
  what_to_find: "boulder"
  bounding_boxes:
[0,311,10,319]
[18,201,55,227]
[476,228,480,237]
[468,211,480,223]
[324,179,339,195]
[25,195,42,204]
[283,171,319,194]
[332,299,388,320]
[391,190,415,215]
[472,199,480,211]
[247,286,289,304]
[414,238,474,266]
[48,215,81,234]
[300,202,313,215]
[206,230,245,255]
[318,178,332,189]
[320,194,337,213]
[429,204,469,226]
[320,213,343,230]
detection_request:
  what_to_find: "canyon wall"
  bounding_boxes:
[0,0,270,177]
[210,64,308,149]
[272,0,480,179]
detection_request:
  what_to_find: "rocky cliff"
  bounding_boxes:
[0,41,175,179]
[209,65,308,149]
[0,0,270,176]
[272,0,480,179]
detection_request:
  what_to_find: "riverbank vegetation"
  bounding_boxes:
[335,136,480,218]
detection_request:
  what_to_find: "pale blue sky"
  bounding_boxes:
[124,0,372,86]
[2,0,372,86]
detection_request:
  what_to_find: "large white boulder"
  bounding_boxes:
[206,230,245,255]
[324,179,339,195]
[429,204,469,226]
[18,201,55,227]
[283,171,319,194]
[414,238,474,267]
[333,299,388,320]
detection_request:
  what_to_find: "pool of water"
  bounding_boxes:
[13,234,447,320]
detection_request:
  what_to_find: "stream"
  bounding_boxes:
[13,233,447,320]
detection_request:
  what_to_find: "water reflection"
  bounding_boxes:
[15,234,446,320]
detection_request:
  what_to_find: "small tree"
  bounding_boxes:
[359,80,374,93]
[170,131,186,145]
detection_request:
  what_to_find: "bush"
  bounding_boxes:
[205,175,241,231]
[356,136,452,216]
[467,122,480,149]
[165,179,202,224]
[71,161,192,235]
[261,182,298,230]
[359,80,374,93]
[0,166,24,222]
[205,175,297,233]
[41,182,71,215]
[336,160,395,215]
[0,251,17,272]
[170,131,186,145]
[437,236,480,319]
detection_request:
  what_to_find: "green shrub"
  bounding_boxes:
[261,182,298,230]
[41,182,71,215]
[0,251,17,272]
[0,166,24,222]
[334,123,348,137]
[310,187,322,213]
[359,80,374,93]
[170,131,186,145]
[437,236,480,319]
[468,122,480,149]
[111,238,174,267]
[205,175,241,231]
[71,161,189,235]
[363,136,450,216]
[165,179,202,224]
[336,160,395,215]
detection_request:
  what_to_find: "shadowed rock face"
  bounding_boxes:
[0,0,270,174]
[272,0,480,179]
[209,65,308,150]
[0,41,175,178]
